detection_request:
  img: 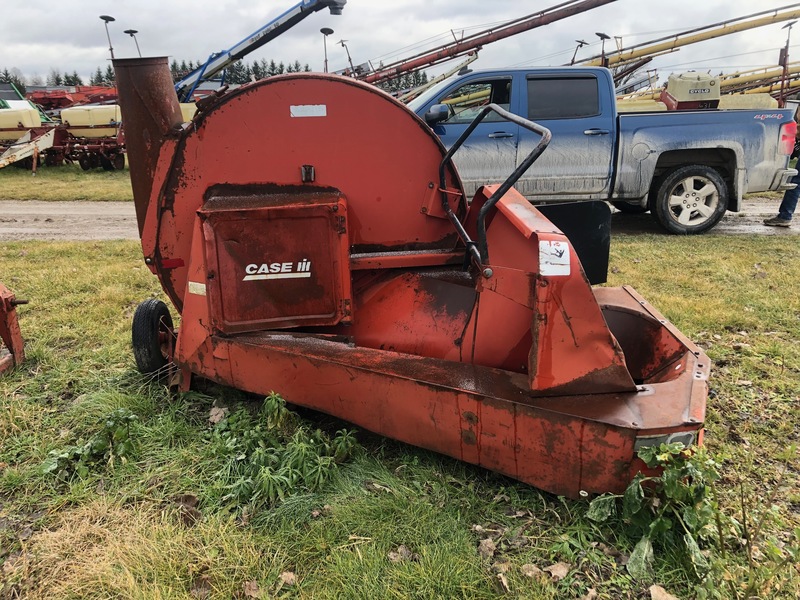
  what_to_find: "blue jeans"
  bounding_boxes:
[779,170,800,220]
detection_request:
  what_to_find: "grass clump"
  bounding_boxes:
[41,407,138,480]
[202,393,359,511]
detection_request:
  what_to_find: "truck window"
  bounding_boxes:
[527,77,599,120]
[438,78,512,124]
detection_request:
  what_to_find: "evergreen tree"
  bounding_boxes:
[1,67,28,94]
[47,69,63,86]
[103,65,114,85]
[91,67,104,85]
[63,71,84,86]
[379,69,429,94]
[251,59,264,80]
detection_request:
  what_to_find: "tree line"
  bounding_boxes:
[2,59,428,96]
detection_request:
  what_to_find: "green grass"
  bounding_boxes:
[0,237,798,599]
[0,162,133,201]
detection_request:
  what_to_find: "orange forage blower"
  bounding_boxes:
[115,57,707,498]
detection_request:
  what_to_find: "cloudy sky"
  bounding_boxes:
[1,0,796,85]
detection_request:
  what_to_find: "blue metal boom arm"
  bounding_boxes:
[176,0,345,101]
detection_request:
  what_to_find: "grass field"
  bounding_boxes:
[0,234,798,599]
[0,163,133,202]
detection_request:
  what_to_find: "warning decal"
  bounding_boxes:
[538,240,570,276]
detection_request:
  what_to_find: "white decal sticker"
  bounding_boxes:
[188,281,207,296]
[539,241,570,276]
[290,104,327,118]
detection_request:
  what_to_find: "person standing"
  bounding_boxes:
[765,123,800,227]
[764,171,800,227]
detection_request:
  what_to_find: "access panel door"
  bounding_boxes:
[199,191,352,334]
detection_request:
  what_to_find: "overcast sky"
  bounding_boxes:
[1,1,796,85]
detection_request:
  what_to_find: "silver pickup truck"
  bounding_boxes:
[408,67,797,234]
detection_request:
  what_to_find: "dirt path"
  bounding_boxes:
[0,197,797,241]
[0,200,138,241]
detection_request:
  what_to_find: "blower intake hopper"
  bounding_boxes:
[115,57,708,498]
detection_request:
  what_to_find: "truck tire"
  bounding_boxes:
[132,299,174,374]
[610,200,648,214]
[651,165,728,235]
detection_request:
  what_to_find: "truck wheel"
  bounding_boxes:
[652,165,728,235]
[132,299,174,374]
[611,200,648,214]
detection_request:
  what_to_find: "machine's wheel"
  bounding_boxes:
[78,154,92,171]
[113,153,125,171]
[132,299,175,374]
[44,152,63,167]
[610,200,648,214]
[100,155,114,171]
[651,165,728,235]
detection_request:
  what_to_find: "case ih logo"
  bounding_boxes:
[243,259,312,281]
[688,88,710,94]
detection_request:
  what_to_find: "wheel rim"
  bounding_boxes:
[667,175,719,226]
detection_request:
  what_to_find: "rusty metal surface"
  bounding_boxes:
[0,283,25,375]
[112,57,184,235]
[118,66,709,498]
[173,330,705,498]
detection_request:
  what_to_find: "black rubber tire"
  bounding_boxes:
[12,157,33,170]
[132,299,174,374]
[100,155,114,172]
[113,153,125,171]
[610,200,648,214]
[78,155,92,171]
[651,165,728,235]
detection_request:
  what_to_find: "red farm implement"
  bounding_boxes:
[0,283,25,376]
[115,57,708,498]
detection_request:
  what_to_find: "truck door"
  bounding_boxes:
[515,73,615,200]
[429,76,520,199]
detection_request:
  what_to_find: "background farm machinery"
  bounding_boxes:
[0,100,125,172]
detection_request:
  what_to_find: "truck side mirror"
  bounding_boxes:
[425,104,449,125]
